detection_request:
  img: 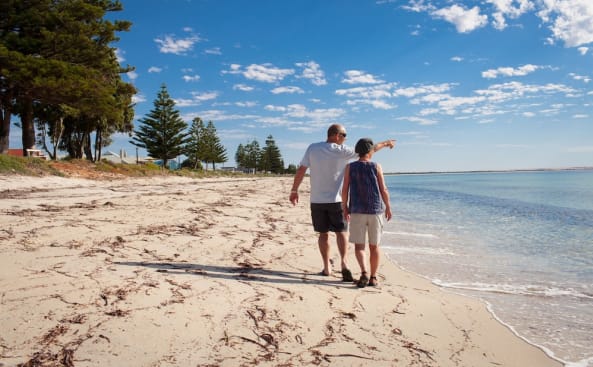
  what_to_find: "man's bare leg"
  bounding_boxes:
[336,231,349,271]
[318,232,331,275]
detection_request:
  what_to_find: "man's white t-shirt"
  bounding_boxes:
[299,142,357,204]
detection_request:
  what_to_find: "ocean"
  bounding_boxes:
[381,170,593,367]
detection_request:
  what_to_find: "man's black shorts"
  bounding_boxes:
[310,202,348,233]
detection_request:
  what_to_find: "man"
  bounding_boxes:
[289,123,395,281]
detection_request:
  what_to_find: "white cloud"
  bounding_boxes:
[224,63,294,83]
[397,116,439,125]
[335,83,394,99]
[182,74,201,82]
[393,83,453,98]
[183,110,258,122]
[271,86,305,94]
[537,0,593,47]
[487,0,534,30]
[569,73,591,83]
[175,91,219,107]
[264,104,345,122]
[296,61,327,86]
[126,71,138,81]
[115,49,125,63]
[155,33,202,55]
[573,114,589,118]
[342,70,384,84]
[482,64,543,78]
[431,4,488,33]
[578,47,589,55]
[235,101,257,108]
[148,66,162,73]
[233,84,254,92]
[451,56,464,62]
[205,47,222,55]
[132,94,146,104]
[523,111,536,117]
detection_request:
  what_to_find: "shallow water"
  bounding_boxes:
[382,170,593,366]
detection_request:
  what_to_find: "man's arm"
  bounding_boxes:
[289,165,308,206]
[373,139,396,153]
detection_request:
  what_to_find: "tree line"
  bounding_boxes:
[133,84,290,174]
[1,1,291,173]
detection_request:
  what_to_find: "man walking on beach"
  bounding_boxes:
[289,123,395,281]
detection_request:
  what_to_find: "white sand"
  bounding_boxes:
[0,175,561,366]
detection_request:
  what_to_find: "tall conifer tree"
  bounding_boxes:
[131,84,188,168]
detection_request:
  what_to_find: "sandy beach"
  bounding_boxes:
[0,174,562,367]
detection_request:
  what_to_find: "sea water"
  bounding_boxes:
[382,170,593,367]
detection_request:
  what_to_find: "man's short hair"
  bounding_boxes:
[327,124,341,138]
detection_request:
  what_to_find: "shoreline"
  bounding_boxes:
[384,253,569,366]
[0,175,562,366]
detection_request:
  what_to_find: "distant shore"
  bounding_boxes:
[386,166,593,175]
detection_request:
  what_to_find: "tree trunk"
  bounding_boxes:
[0,107,10,154]
[83,131,93,161]
[95,129,102,162]
[21,96,36,156]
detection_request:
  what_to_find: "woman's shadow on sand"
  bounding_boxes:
[115,261,351,287]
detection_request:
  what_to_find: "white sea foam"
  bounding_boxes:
[432,280,593,300]
[383,230,438,239]
[384,246,456,256]
[564,356,593,367]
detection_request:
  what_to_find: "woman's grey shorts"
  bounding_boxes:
[348,213,384,245]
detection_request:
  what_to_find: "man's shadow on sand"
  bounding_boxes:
[115,261,353,287]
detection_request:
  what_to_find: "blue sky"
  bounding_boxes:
[13,0,593,172]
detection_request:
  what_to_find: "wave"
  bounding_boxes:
[384,245,456,256]
[383,230,438,239]
[433,280,593,300]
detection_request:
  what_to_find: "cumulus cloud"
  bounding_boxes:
[155,32,202,55]
[487,0,534,30]
[271,86,305,94]
[578,47,589,55]
[148,66,162,73]
[126,71,138,81]
[233,84,254,92]
[431,4,488,33]
[175,91,219,107]
[223,63,294,83]
[182,74,201,82]
[394,0,592,49]
[296,61,327,86]
[115,49,125,63]
[537,0,593,47]
[569,73,591,83]
[482,64,543,78]
[205,47,222,55]
[264,104,345,122]
[342,70,384,84]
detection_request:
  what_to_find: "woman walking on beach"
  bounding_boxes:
[289,124,394,280]
[341,138,392,288]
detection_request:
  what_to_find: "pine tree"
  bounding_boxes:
[201,121,227,170]
[185,117,206,169]
[260,135,284,173]
[0,0,135,156]
[235,143,246,168]
[243,139,260,173]
[131,84,188,168]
